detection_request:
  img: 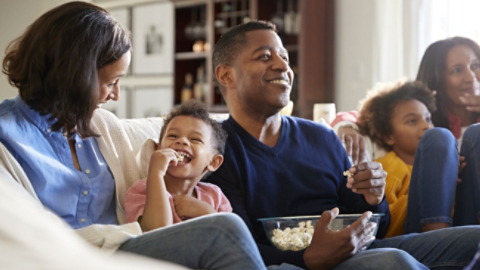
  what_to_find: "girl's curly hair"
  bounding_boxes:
[358,79,436,151]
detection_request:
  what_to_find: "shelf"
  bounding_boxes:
[216,10,249,18]
[175,51,209,60]
[208,105,229,113]
[285,44,298,52]
[174,0,302,112]
[173,0,208,8]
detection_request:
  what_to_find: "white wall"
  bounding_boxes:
[0,0,172,118]
[1,0,383,113]
[0,0,88,101]
[335,0,377,112]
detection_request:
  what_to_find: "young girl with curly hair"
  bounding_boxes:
[358,79,480,236]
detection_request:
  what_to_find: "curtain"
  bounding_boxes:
[372,0,480,84]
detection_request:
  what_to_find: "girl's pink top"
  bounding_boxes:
[125,180,233,223]
[330,111,360,128]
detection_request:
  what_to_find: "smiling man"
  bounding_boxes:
[206,21,480,270]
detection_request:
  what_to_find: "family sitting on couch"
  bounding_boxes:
[2,1,480,270]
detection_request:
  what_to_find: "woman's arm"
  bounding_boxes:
[330,111,366,165]
[329,111,388,164]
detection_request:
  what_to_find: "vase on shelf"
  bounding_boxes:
[181,73,194,103]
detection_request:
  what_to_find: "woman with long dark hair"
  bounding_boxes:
[416,37,480,145]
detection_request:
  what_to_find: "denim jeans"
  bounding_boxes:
[368,226,480,270]
[405,128,458,233]
[457,123,480,224]
[332,248,428,270]
[323,226,480,270]
[116,211,440,270]
[118,213,268,270]
[404,127,480,233]
[272,226,480,270]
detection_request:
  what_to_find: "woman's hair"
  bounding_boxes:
[358,80,436,151]
[416,36,480,130]
[2,1,131,137]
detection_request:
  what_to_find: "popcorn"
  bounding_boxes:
[343,170,353,178]
[176,152,192,163]
[270,221,315,251]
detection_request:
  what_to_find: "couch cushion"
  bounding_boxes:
[121,117,164,156]
[120,114,229,156]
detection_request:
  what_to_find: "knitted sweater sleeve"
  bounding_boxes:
[208,146,307,268]
[376,152,410,238]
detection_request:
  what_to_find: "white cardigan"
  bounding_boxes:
[0,109,164,252]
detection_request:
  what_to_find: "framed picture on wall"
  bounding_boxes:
[132,2,174,75]
[108,7,132,75]
[101,88,129,119]
[132,86,173,118]
[108,7,131,34]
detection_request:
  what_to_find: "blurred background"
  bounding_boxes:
[0,0,479,119]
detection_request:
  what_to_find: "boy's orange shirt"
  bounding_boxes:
[375,151,412,238]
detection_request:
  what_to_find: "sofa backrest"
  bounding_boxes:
[120,113,229,156]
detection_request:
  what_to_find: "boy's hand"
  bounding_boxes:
[149,148,179,177]
[346,162,386,205]
[172,195,217,219]
[304,208,376,270]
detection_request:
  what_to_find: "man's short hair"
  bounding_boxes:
[358,80,436,151]
[212,21,277,95]
[160,100,228,156]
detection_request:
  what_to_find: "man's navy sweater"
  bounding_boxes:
[206,116,390,268]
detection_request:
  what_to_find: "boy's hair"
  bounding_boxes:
[358,80,436,151]
[159,100,228,156]
[212,21,277,96]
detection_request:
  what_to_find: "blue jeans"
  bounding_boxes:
[118,213,268,270]
[367,226,480,270]
[404,127,480,233]
[269,227,480,270]
[457,124,480,224]
[325,226,480,270]
[332,248,428,270]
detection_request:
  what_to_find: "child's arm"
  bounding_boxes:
[384,183,409,238]
[172,195,217,219]
[140,148,179,232]
[378,153,410,238]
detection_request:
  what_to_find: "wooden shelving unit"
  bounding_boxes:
[175,51,208,60]
[173,0,301,114]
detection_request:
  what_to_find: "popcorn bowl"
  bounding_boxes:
[258,214,384,251]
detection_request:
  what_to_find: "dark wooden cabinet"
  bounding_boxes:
[173,0,334,118]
